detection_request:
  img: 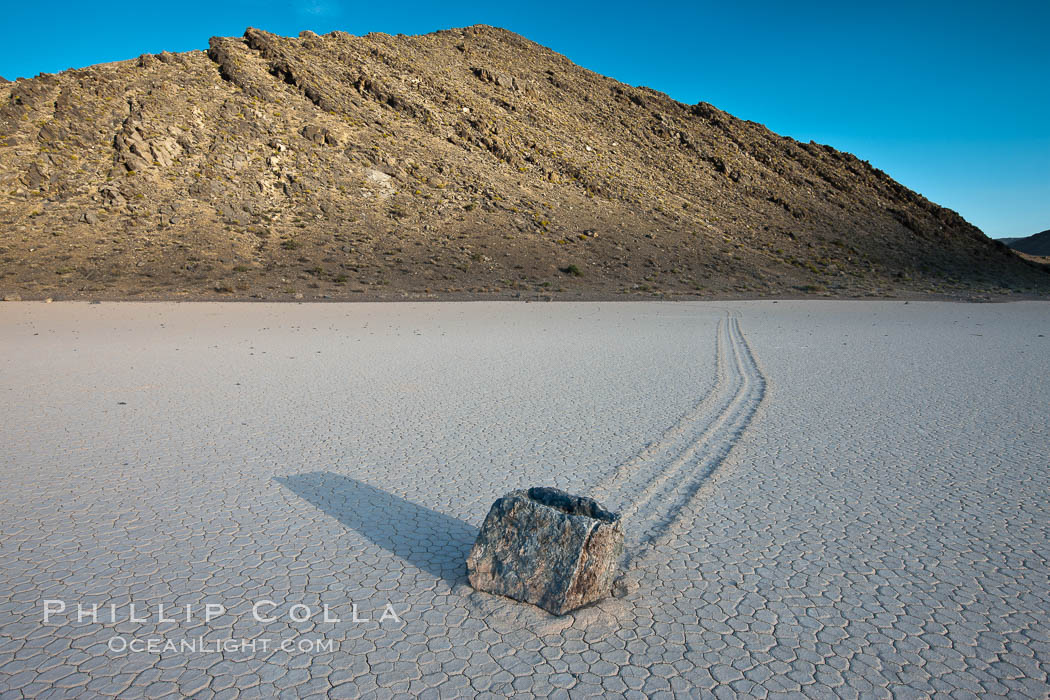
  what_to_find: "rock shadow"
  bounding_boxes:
[275,471,478,585]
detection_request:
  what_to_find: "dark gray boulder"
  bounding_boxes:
[466,487,623,615]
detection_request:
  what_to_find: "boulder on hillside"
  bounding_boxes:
[472,66,518,90]
[301,125,340,146]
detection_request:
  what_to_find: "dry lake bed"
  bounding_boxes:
[1,300,1048,698]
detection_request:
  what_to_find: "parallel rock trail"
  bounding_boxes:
[594,313,766,568]
[590,318,728,503]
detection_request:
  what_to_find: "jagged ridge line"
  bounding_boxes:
[591,317,728,503]
[207,32,327,111]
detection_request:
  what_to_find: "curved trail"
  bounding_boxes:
[594,312,767,568]
[590,318,729,504]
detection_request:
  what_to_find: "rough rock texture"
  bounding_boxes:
[467,487,624,615]
[0,25,1047,301]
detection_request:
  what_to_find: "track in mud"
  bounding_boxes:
[592,313,766,568]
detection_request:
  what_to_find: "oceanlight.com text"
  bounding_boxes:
[107,636,335,654]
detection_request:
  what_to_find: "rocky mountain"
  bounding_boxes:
[1001,230,1050,257]
[1,25,1047,300]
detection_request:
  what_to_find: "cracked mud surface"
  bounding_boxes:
[1,300,1048,697]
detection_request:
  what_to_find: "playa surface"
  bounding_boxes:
[1,300,1048,698]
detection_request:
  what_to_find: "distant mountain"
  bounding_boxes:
[1001,230,1050,257]
[1,26,1048,300]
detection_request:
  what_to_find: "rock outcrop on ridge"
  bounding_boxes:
[1,25,1046,300]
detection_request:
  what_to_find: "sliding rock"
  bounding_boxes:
[466,487,623,615]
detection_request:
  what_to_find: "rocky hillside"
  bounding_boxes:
[1,25,1046,300]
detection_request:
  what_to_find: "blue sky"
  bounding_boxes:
[2,0,1046,237]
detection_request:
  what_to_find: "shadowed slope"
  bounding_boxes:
[1004,230,1050,257]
